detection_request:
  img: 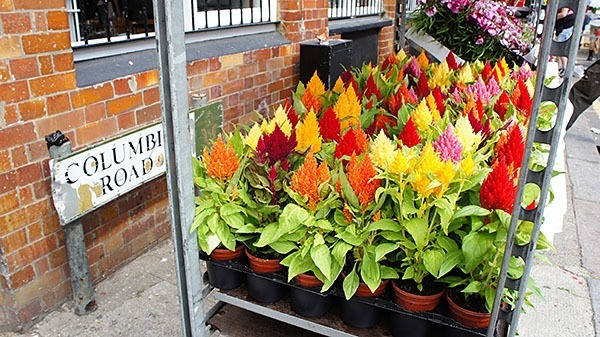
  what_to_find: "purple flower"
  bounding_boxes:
[425,6,437,16]
[476,37,485,45]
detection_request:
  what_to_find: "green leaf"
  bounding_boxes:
[375,243,399,262]
[462,281,483,294]
[360,247,381,293]
[439,250,462,278]
[402,265,415,280]
[287,252,314,282]
[254,223,279,247]
[270,241,297,255]
[343,267,360,300]
[436,236,458,252]
[423,249,444,278]
[337,229,364,246]
[462,232,494,272]
[236,224,257,234]
[230,129,244,155]
[192,157,203,178]
[485,286,496,312]
[220,203,244,216]
[451,205,491,221]
[380,231,404,241]
[332,241,352,265]
[366,219,401,232]
[404,218,429,249]
[338,168,360,209]
[222,212,245,230]
[380,265,399,279]
[310,244,332,280]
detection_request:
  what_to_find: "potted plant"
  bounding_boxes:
[191,133,248,290]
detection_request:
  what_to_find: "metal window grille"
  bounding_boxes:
[68,0,275,47]
[328,0,383,19]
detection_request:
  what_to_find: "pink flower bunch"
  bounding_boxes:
[470,0,530,55]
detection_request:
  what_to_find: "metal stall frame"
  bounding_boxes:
[154,0,587,335]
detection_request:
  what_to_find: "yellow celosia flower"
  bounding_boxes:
[244,123,262,150]
[457,64,474,84]
[389,149,411,175]
[426,94,441,123]
[412,172,433,198]
[436,160,456,185]
[260,119,274,134]
[416,51,430,71]
[418,143,442,174]
[397,49,407,63]
[370,130,397,169]
[306,71,326,98]
[454,117,481,153]
[430,61,451,89]
[332,77,345,93]
[295,108,322,152]
[460,155,476,176]
[272,105,293,136]
[412,99,433,132]
[334,85,361,130]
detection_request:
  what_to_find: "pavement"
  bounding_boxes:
[3,51,600,337]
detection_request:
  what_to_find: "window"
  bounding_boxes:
[328,0,383,19]
[67,0,276,48]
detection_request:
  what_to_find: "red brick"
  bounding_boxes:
[8,235,58,271]
[18,98,47,121]
[84,102,106,123]
[135,70,158,89]
[18,185,34,206]
[9,57,40,81]
[223,79,244,95]
[117,111,135,131]
[227,68,239,81]
[113,78,133,95]
[10,265,35,288]
[29,72,76,97]
[27,221,43,242]
[33,256,50,276]
[0,81,30,104]
[22,32,70,54]
[46,93,71,115]
[0,122,35,150]
[32,179,51,200]
[16,163,43,187]
[0,207,27,236]
[13,267,62,309]
[143,87,160,105]
[46,10,68,30]
[187,59,209,76]
[1,12,31,34]
[35,109,85,137]
[52,52,73,72]
[0,190,19,214]
[40,215,60,236]
[0,0,14,11]
[13,0,64,10]
[210,58,221,71]
[203,70,226,87]
[106,93,143,115]
[27,140,48,162]
[0,61,9,82]
[135,103,161,124]
[0,171,18,195]
[16,299,42,324]
[75,117,117,145]
[11,145,28,167]
[209,86,222,101]
[32,12,46,31]
[48,249,67,269]
[0,150,10,173]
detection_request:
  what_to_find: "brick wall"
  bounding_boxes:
[0,0,394,331]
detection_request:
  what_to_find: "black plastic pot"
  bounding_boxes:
[246,273,287,303]
[339,298,382,328]
[206,262,245,290]
[388,311,440,337]
[290,287,332,318]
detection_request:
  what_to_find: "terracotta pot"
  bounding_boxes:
[446,291,491,329]
[245,248,283,274]
[391,281,444,312]
[294,273,324,288]
[354,279,389,297]
[209,244,245,261]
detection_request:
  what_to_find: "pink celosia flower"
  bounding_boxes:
[433,125,463,163]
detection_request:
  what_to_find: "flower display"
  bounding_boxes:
[410,0,534,64]
[192,50,553,319]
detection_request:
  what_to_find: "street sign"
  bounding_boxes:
[49,122,166,224]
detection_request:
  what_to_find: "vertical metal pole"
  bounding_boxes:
[46,133,97,316]
[153,0,207,336]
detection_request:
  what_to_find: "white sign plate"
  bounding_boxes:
[50,123,166,224]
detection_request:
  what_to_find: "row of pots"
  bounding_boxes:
[206,246,489,336]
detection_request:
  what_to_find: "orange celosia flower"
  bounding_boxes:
[203,137,240,181]
[302,72,326,113]
[346,154,381,208]
[291,152,330,211]
[416,51,430,71]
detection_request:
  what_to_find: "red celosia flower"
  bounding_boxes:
[335,128,369,159]
[382,53,399,73]
[256,124,297,165]
[319,107,341,142]
[363,74,382,102]
[432,87,446,117]
[494,91,511,120]
[416,72,430,98]
[511,79,532,119]
[399,117,421,148]
[386,90,403,116]
[340,70,359,95]
[481,61,493,82]
[468,109,491,138]
[403,58,422,79]
[346,154,381,208]
[493,122,525,175]
[446,52,461,71]
[283,97,299,127]
[480,159,517,214]
[366,113,397,136]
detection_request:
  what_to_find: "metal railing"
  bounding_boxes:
[67,0,274,47]
[328,0,383,19]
